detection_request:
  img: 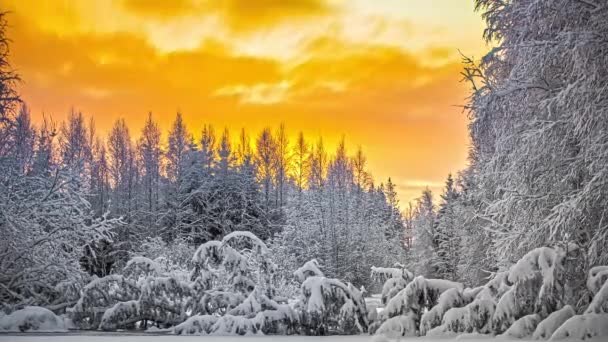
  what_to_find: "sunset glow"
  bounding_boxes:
[5,0,487,204]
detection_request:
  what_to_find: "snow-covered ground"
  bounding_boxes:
[2,332,608,342]
[0,334,375,342]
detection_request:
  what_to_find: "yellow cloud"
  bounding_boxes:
[121,0,331,32]
[215,81,291,105]
[122,0,198,18]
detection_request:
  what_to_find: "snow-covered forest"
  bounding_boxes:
[2,0,608,340]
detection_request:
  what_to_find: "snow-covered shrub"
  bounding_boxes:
[68,275,140,329]
[137,237,194,280]
[0,306,67,332]
[173,315,219,335]
[174,287,297,335]
[376,314,418,338]
[123,257,161,279]
[492,246,574,333]
[502,313,541,338]
[384,276,463,319]
[465,298,496,334]
[376,276,463,337]
[492,286,521,333]
[173,314,261,336]
[371,264,414,305]
[416,274,504,336]
[207,315,260,335]
[532,305,575,340]
[197,290,245,316]
[420,288,468,334]
[587,266,608,294]
[88,257,195,330]
[227,287,298,334]
[99,300,141,331]
[441,306,470,334]
[295,259,324,282]
[585,266,608,314]
[371,265,413,284]
[191,231,275,298]
[549,313,608,340]
[70,231,281,332]
[295,261,368,335]
[379,277,409,307]
[139,276,193,321]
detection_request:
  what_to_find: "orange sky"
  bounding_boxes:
[3,0,487,206]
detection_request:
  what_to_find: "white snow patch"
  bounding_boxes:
[0,306,67,332]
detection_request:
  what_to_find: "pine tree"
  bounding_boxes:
[433,174,460,280]
[138,113,163,237]
[163,112,192,241]
[411,188,436,278]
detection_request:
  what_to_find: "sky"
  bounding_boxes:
[3,0,487,206]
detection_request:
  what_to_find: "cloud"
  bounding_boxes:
[5,2,476,204]
[122,0,198,18]
[215,81,291,105]
[121,0,332,32]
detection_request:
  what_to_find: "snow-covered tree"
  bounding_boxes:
[294,260,368,335]
[137,113,163,237]
[458,0,608,308]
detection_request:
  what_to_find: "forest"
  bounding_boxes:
[1,0,608,340]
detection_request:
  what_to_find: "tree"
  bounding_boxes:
[453,0,608,304]
[0,11,20,156]
[107,119,136,232]
[199,124,216,176]
[292,131,310,194]
[256,127,276,216]
[31,115,56,176]
[411,188,436,278]
[163,112,192,241]
[166,112,190,184]
[433,174,460,280]
[352,146,371,193]
[308,137,328,190]
[274,123,290,208]
[137,113,162,236]
[59,109,90,179]
[11,104,34,174]
[89,136,110,217]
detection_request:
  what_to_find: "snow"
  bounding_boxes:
[124,257,162,277]
[0,306,67,332]
[420,288,466,335]
[380,277,408,305]
[376,314,418,338]
[371,266,413,284]
[586,278,608,314]
[294,259,324,282]
[501,313,540,338]
[549,313,608,340]
[99,300,141,331]
[587,266,608,294]
[0,335,379,342]
[532,305,575,340]
[6,333,608,342]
